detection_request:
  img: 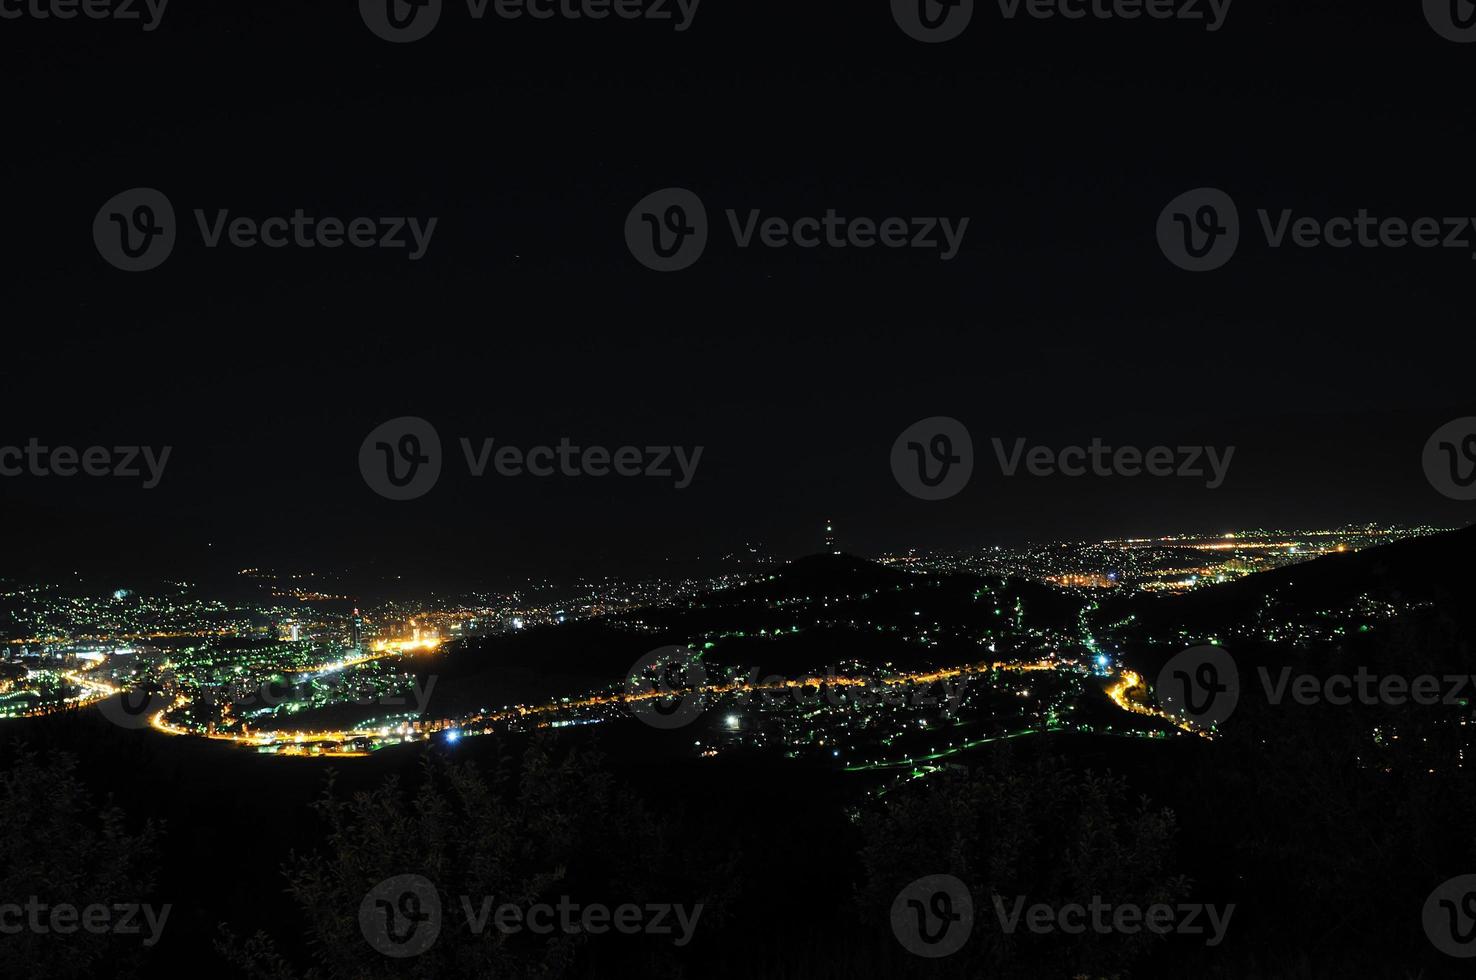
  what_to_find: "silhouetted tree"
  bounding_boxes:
[0,746,161,979]
[219,737,724,979]
[856,747,1187,978]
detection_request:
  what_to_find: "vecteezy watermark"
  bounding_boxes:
[1156,187,1239,272]
[457,896,701,946]
[989,895,1234,945]
[0,0,169,30]
[1155,644,1239,728]
[1425,0,1476,43]
[360,875,442,958]
[625,188,969,272]
[624,647,974,730]
[1154,647,1476,728]
[98,682,174,730]
[0,898,171,947]
[257,674,438,713]
[205,674,438,717]
[892,0,974,42]
[890,875,1231,958]
[1159,186,1476,271]
[360,417,703,501]
[100,669,438,730]
[993,437,1234,489]
[94,188,437,271]
[1258,667,1476,708]
[359,874,703,957]
[0,440,170,488]
[460,437,702,488]
[359,0,700,43]
[997,0,1230,29]
[624,188,707,272]
[360,417,443,501]
[891,417,974,501]
[93,188,176,272]
[625,646,708,729]
[890,421,1233,501]
[891,875,974,958]
[1424,417,1476,501]
[892,0,1230,43]
[1425,874,1476,957]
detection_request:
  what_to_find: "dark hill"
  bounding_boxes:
[1107,524,1476,636]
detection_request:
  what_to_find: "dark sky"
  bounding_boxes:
[2,0,1473,586]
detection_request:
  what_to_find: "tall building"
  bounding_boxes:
[823,519,838,555]
[350,608,363,652]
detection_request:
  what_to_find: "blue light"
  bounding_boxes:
[1095,654,1110,669]
[444,729,461,743]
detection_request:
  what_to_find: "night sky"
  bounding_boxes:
[2,0,1473,585]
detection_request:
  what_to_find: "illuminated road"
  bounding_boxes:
[19,665,119,718]
[132,654,1193,758]
[1104,669,1207,737]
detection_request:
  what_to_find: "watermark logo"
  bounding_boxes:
[94,188,176,272]
[1425,0,1476,43]
[0,440,171,488]
[458,895,702,944]
[361,874,442,958]
[360,0,443,42]
[361,0,699,42]
[626,646,708,729]
[210,673,437,716]
[192,210,437,259]
[627,188,969,270]
[1156,645,1238,727]
[98,674,176,730]
[96,189,437,271]
[893,0,1229,40]
[1161,188,1476,270]
[361,420,702,499]
[1258,666,1476,708]
[1425,875,1476,957]
[0,898,171,947]
[995,0,1231,30]
[625,187,708,271]
[361,417,443,501]
[0,0,169,29]
[892,417,973,501]
[1157,187,1239,272]
[891,874,973,957]
[1423,417,1476,501]
[990,895,1234,945]
[100,669,436,734]
[890,425,1231,496]
[890,875,1231,957]
[891,0,974,42]
[993,437,1234,488]
[359,876,702,956]
[459,436,702,488]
